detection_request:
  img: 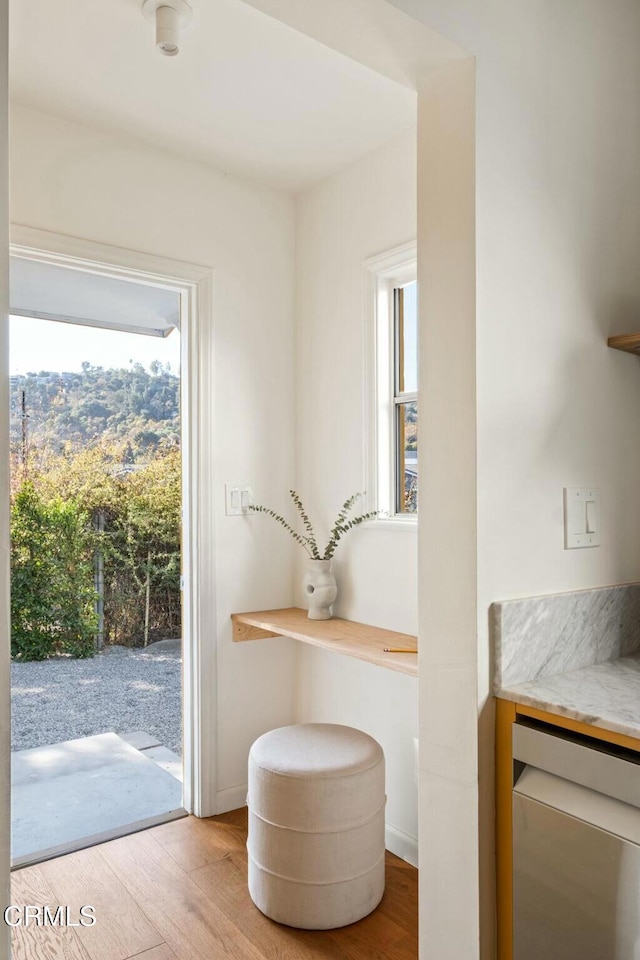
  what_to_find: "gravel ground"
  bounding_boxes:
[11,645,182,755]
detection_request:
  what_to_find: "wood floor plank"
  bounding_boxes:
[11,864,92,960]
[190,850,354,960]
[377,854,419,937]
[40,845,164,960]
[149,811,241,873]
[201,808,249,858]
[126,946,177,960]
[99,827,267,960]
[326,908,417,960]
[212,807,248,831]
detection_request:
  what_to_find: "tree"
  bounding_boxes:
[10,362,180,460]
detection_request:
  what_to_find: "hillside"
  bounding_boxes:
[10,362,180,462]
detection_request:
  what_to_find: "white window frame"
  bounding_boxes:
[363,240,417,526]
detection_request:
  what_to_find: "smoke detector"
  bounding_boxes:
[142,0,192,57]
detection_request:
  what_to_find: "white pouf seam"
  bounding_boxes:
[247,850,386,885]
[246,797,387,833]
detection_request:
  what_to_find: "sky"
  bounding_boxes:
[9,316,181,376]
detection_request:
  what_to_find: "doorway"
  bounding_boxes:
[7,230,216,865]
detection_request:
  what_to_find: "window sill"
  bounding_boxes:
[362,516,418,531]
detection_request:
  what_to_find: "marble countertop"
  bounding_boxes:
[498,652,640,741]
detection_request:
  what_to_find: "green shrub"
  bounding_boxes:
[11,443,181,651]
[11,483,98,660]
[99,449,182,646]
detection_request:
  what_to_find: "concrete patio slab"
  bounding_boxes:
[119,730,163,751]
[12,732,184,867]
[141,745,183,782]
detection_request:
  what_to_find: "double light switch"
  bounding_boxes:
[225,483,253,516]
[564,487,600,549]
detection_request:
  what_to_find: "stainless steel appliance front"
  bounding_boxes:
[512,724,640,960]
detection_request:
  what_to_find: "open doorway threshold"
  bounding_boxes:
[11,732,185,869]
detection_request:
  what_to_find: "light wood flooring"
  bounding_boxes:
[11,808,418,960]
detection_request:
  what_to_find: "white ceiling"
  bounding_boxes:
[10,0,417,193]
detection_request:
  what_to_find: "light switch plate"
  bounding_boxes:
[564,487,600,549]
[225,483,253,516]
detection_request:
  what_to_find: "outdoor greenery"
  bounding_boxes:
[10,361,179,464]
[250,490,377,560]
[402,400,418,514]
[10,363,181,660]
[11,484,97,660]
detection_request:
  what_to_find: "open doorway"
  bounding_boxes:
[7,249,196,866]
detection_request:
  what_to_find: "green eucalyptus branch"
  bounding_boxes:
[323,509,379,559]
[332,492,363,530]
[289,490,321,559]
[249,490,377,560]
[248,504,316,558]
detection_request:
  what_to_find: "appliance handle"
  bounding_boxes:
[513,723,640,809]
[514,767,640,846]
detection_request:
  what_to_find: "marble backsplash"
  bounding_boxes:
[492,582,640,689]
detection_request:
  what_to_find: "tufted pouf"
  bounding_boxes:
[247,723,386,930]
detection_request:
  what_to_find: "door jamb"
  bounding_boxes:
[9,223,217,817]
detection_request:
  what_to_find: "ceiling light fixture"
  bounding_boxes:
[142,0,192,57]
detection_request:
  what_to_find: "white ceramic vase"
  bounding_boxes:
[303,559,337,620]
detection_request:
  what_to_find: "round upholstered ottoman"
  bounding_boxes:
[247,723,386,930]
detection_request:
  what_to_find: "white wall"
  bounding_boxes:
[395,2,640,956]
[0,2,9,956]
[417,59,477,959]
[294,127,419,861]
[9,103,299,810]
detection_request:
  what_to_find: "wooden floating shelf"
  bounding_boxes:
[231,607,418,677]
[608,334,640,355]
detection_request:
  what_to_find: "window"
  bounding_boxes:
[364,242,418,522]
[393,281,418,514]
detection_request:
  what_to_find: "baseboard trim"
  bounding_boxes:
[216,783,248,814]
[385,823,418,867]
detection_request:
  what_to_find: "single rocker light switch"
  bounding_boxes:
[564,487,600,549]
